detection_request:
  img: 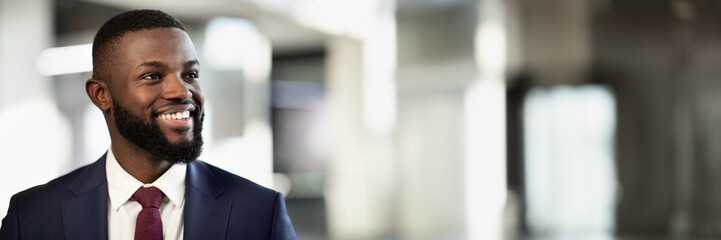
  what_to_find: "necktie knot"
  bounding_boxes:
[133,186,164,209]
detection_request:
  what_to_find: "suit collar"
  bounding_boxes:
[186,160,225,198]
[63,153,109,240]
[68,153,108,196]
[184,161,230,239]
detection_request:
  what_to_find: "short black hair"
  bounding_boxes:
[92,9,187,79]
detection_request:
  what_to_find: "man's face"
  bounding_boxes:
[108,28,205,163]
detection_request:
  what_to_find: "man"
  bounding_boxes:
[0,9,297,239]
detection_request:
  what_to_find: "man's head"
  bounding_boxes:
[92,9,186,80]
[86,9,205,164]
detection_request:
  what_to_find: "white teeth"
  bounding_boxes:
[158,111,190,120]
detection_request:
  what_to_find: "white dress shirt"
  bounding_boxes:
[106,148,186,240]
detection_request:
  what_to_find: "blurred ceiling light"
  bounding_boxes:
[474,22,506,75]
[293,0,373,38]
[204,17,271,82]
[36,44,92,76]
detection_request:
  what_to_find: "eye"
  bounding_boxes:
[185,71,199,79]
[141,73,161,80]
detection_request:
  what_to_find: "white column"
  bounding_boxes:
[324,0,398,238]
[326,36,387,239]
[0,0,69,222]
[465,0,507,239]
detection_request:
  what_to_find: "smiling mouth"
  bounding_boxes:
[157,110,191,120]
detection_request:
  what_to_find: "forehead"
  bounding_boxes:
[114,28,197,66]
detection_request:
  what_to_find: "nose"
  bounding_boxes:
[162,74,192,101]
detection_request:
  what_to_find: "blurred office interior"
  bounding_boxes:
[2,0,721,239]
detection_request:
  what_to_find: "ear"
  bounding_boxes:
[86,78,112,112]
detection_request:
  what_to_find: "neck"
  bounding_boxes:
[111,138,172,184]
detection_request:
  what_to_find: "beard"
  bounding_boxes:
[112,99,204,164]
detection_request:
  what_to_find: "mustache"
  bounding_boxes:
[154,99,196,109]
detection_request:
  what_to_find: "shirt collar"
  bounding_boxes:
[106,147,187,211]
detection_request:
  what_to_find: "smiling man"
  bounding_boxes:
[0,9,296,240]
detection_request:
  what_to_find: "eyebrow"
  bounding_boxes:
[136,61,167,70]
[136,59,200,70]
[184,59,200,68]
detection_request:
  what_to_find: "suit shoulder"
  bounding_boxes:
[194,161,279,197]
[14,164,89,198]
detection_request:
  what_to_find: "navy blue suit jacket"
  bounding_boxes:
[0,154,297,239]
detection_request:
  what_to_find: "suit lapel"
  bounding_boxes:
[184,161,231,239]
[62,154,109,240]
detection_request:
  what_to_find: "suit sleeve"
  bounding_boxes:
[0,195,20,240]
[270,192,297,240]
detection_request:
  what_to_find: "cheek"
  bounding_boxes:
[191,87,205,103]
[132,87,163,107]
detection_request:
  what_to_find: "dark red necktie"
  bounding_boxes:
[133,186,164,240]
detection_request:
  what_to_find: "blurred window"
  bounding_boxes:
[523,85,617,237]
